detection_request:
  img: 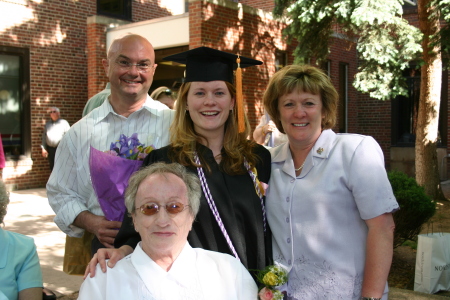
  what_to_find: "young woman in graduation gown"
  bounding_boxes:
[88,47,272,277]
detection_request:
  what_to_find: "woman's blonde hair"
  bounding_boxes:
[263,64,338,133]
[150,86,175,101]
[169,81,258,174]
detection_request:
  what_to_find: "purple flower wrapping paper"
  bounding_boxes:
[89,146,143,221]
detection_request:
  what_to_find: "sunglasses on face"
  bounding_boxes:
[137,202,190,216]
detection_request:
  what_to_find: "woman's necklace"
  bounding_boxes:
[295,160,305,172]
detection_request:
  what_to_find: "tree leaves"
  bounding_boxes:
[274,0,426,100]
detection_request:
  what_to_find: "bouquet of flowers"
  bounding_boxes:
[106,133,154,160]
[90,133,154,221]
[255,265,288,300]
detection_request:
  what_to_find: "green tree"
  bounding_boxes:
[274,0,450,200]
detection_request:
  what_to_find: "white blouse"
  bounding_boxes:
[78,242,258,300]
[266,129,399,300]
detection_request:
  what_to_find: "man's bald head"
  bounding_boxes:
[107,34,155,61]
[102,34,158,114]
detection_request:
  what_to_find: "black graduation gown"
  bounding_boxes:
[115,142,272,274]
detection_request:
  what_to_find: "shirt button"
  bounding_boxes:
[290,179,295,183]
[287,238,291,243]
[286,217,289,223]
[286,197,290,202]
[288,259,292,265]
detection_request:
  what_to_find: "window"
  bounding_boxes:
[321,60,331,77]
[275,50,287,71]
[391,69,419,146]
[97,0,131,21]
[338,63,348,133]
[391,68,448,146]
[0,46,31,159]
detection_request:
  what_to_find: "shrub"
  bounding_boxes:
[388,170,436,248]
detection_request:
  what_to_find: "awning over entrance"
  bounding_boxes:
[106,13,189,50]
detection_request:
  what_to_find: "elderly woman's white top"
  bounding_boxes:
[78,242,258,300]
[266,129,399,300]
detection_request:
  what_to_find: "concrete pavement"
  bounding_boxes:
[3,187,450,299]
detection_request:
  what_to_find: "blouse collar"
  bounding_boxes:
[131,241,198,290]
[270,129,336,178]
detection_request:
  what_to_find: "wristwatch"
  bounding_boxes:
[360,297,381,300]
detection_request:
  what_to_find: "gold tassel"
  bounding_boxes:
[236,56,245,133]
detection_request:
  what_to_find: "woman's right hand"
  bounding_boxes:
[83,245,133,279]
[264,120,276,134]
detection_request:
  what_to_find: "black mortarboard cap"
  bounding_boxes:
[162,46,262,83]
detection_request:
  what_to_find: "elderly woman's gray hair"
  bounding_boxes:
[0,180,10,225]
[125,162,201,217]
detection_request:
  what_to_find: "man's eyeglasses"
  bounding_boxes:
[137,202,190,216]
[115,60,152,73]
[49,111,57,113]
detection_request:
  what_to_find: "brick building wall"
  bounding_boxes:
[87,20,110,99]
[2,0,448,189]
[0,0,95,190]
[0,0,172,189]
[326,37,359,133]
[239,0,275,12]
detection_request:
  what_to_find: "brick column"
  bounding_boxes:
[86,16,130,98]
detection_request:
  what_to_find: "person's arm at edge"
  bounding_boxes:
[41,124,48,157]
[361,213,395,298]
[63,119,70,133]
[16,238,43,300]
[18,288,42,300]
[253,115,268,145]
[253,125,267,145]
[47,131,88,237]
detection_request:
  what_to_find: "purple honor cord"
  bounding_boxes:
[194,152,267,261]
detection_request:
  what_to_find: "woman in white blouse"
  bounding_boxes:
[263,65,399,300]
[78,162,257,300]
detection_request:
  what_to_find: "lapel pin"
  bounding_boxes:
[317,147,324,155]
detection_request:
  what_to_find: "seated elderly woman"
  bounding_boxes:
[78,162,258,299]
[0,180,43,300]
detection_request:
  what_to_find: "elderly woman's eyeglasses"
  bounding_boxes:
[137,202,190,216]
[115,60,152,73]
